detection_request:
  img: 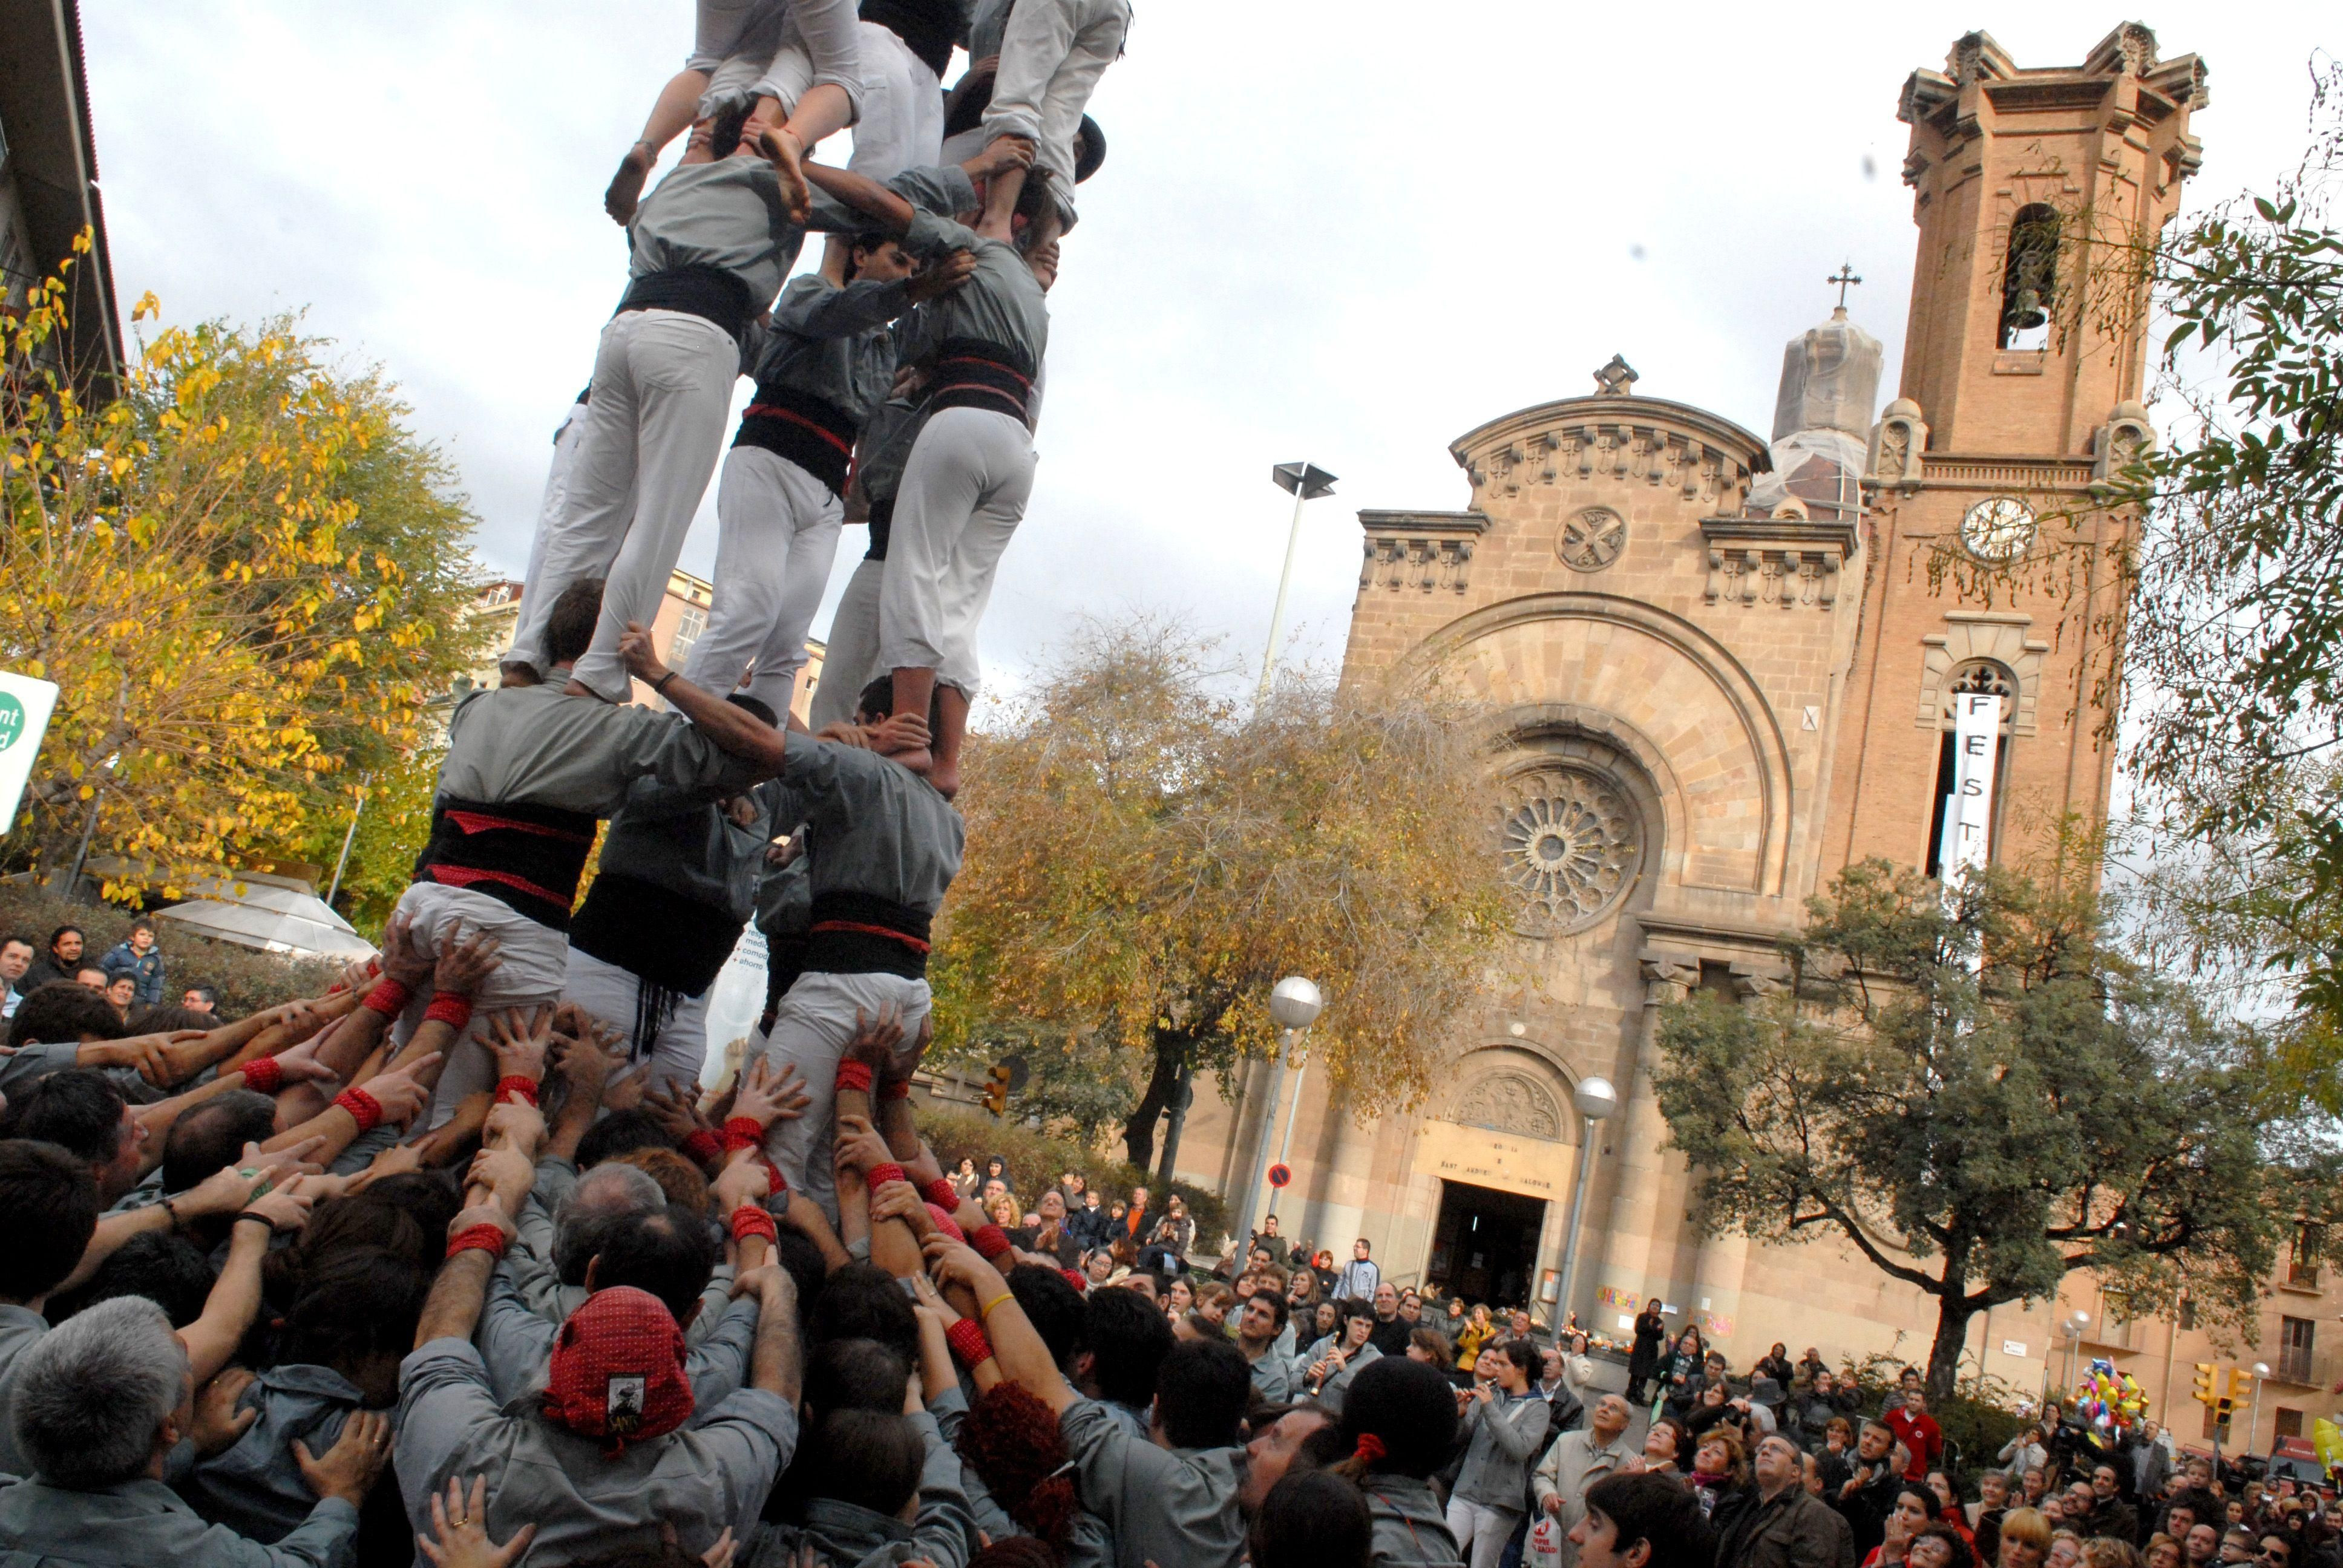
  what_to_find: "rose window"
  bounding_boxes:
[1499,769,1642,936]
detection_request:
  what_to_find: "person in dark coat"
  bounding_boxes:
[1626,1300,1668,1403]
[1719,1432,1858,1568]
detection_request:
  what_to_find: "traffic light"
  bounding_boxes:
[2230,1367,2257,1402]
[2215,1395,2236,1426]
[981,1063,1012,1116]
[2193,1363,2217,1406]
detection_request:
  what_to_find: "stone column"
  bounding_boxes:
[1587,956,1698,1315]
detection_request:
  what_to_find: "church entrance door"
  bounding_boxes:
[1426,1180,1547,1307]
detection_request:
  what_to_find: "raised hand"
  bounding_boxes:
[864,711,930,757]
[642,1077,708,1144]
[919,1232,998,1295]
[619,621,669,685]
[483,1007,552,1085]
[844,1005,906,1072]
[868,1177,934,1237]
[243,1174,320,1233]
[466,1145,535,1211]
[379,910,434,988]
[191,1367,258,1457]
[482,1100,548,1158]
[266,1033,341,1087]
[710,1157,771,1215]
[433,927,505,996]
[358,1053,444,1129]
[732,1056,810,1129]
[833,1112,893,1178]
[906,249,979,304]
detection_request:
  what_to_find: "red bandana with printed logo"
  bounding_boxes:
[540,1286,693,1454]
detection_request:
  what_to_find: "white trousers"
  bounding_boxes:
[847,21,943,179]
[510,310,740,699]
[1446,1498,1521,1568]
[983,0,1130,226]
[386,883,571,1125]
[560,946,715,1093]
[514,398,589,621]
[810,555,883,730]
[878,407,1036,699]
[684,447,844,716]
[757,969,930,1223]
[701,0,865,128]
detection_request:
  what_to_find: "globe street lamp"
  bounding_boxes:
[1234,976,1322,1248]
[1548,1075,1617,1328]
[2252,1362,2270,1455]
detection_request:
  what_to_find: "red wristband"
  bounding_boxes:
[362,979,411,1018]
[731,1204,779,1244]
[867,1162,908,1191]
[834,1060,875,1095]
[879,1077,911,1101]
[723,1116,765,1152]
[424,992,474,1031]
[335,1086,384,1134]
[927,1203,966,1242]
[447,1223,508,1261]
[682,1129,724,1167]
[1061,1268,1090,1294]
[758,1155,789,1198]
[945,1317,994,1367]
[495,1076,540,1107]
[922,1178,960,1212]
[972,1223,1012,1261]
[238,1056,283,1095]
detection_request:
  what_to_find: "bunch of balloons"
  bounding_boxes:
[2073,1358,2152,1431]
[2312,1417,2343,1468]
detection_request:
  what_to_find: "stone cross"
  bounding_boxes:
[1593,354,1639,396]
[1827,263,1863,308]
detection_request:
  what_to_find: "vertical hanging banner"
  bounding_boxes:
[1938,693,2004,883]
[0,672,61,835]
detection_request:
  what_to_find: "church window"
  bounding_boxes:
[1924,661,2014,878]
[1498,767,1642,938]
[1999,204,2060,351]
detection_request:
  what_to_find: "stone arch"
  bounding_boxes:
[1435,1044,1582,1147]
[1405,593,1796,897]
[1915,613,2050,736]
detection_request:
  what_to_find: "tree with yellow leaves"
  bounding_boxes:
[929,621,1516,1168]
[1,244,487,900]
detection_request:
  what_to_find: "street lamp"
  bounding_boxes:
[1234,976,1322,1247]
[2252,1362,2270,1455]
[1258,463,1337,702]
[1548,1076,1617,1329]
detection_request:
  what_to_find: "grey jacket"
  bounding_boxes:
[628,155,802,314]
[783,733,963,918]
[182,1365,368,1546]
[899,211,1049,371]
[928,1387,1112,1568]
[474,1269,761,1419]
[1061,1396,1245,1568]
[1359,1474,1464,1568]
[437,685,762,818]
[592,776,790,924]
[1531,1428,1640,1568]
[1453,1388,1552,1512]
[746,1411,978,1568]
[0,1475,357,1568]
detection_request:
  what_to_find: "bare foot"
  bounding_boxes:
[758,126,811,224]
[605,141,655,225]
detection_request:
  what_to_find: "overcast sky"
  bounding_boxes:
[78,2,2335,704]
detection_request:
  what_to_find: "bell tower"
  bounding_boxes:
[1824,24,2207,877]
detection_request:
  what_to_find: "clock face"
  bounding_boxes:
[1961,496,2037,561]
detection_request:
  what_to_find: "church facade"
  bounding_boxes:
[1171,23,2218,1398]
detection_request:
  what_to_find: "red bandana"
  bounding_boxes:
[540,1287,693,1454]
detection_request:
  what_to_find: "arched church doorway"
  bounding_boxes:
[1427,1181,1547,1305]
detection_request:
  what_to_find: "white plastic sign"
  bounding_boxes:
[0,671,60,836]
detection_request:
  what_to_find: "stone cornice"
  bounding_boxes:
[1356,509,1490,537]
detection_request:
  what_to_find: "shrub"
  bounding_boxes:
[0,882,339,1019]
[918,1105,1230,1254]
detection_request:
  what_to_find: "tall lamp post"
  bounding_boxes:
[1548,1076,1617,1328]
[1233,976,1322,1248]
[2251,1362,2270,1456]
[1259,463,1337,702]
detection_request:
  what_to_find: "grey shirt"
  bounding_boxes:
[0,1475,358,1568]
[436,684,764,818]
[898,211,1049,372]
[1245,1344,1297,1404]
[395,1338,794,1564]
[1360,1474,1466,1568]
[782,733,963,916]
[1455,1388,1553,1512]
[0,1041,156,1106]
[0,1305,50,1481]
[182,1366,367,1546]
[628,155,802,313]
[746,1411,978,1568]
[1060,1396,1245,1568]
[928,1386,1112,1568]
[592,775,788,924]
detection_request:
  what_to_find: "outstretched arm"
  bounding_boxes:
[619,624,788,773]
[802,161,917,237]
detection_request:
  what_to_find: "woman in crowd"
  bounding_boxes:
[1445,1338,1551,1568]
[949,1155,981,1199]
[1997,1508,2056,1568]
[1454,1302,1496,1373]
[1866,1484,1947,1568]
[1640,1416,1686,1479]
[1627,1297,1669,1402]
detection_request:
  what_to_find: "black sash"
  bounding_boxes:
[619,264,755,350]
[804,889,931,981]
[865,498,894,562]
[569,872,747,996]
[733,385,858,498]
[928,337,1034,420]
[410,798,598,932]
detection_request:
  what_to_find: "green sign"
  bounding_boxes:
[0,691,22,753]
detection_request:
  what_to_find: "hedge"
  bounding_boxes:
[0,883,339,1019]
[919,1105,1231,1254]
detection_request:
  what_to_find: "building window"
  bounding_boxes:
[2000,203,2060,350]
[1925,662,2014,878]
[2276,1407,2304,1440]
[2178,1296,2197,1330]
[2290,1223,2323,1288]
[667,606,707,676]
[2279,1316,2315,1383]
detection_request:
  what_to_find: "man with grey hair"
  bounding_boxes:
[1535,1393,1640,1568]
[0,1296,387,1566]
